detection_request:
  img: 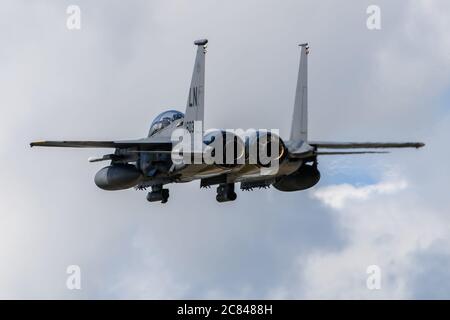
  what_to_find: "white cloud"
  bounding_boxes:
[311,179,408,209]
[276,156,450,299]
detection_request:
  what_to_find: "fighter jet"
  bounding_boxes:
[30,39,424,203]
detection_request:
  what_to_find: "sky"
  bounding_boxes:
[0,0,450,299]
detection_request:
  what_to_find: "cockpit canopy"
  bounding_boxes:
[148,110,184,137]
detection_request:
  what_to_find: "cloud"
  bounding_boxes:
[273,110,450,299]
[311,179,408,209]
[271,171,448,299]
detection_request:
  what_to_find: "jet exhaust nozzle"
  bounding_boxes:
[203,130,246,167]
[245,131,286,168]
[273,164,320,192]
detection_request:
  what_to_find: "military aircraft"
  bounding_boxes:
[30,39,424,203]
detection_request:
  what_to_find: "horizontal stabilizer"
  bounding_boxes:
[316,151,390,155]
[309,141,425,149]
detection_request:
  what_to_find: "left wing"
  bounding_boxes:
[30,139,173,151]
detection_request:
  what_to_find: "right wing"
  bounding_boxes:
[288,141,424,159]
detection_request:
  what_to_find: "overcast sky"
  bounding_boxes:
[1,0,450,299]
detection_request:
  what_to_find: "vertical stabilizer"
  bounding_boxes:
[290,43,309,142]
[184,39,207,134]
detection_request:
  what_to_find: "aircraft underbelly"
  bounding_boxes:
[176,164,232,182]
[232,160,303,183]
[175,159,303,183]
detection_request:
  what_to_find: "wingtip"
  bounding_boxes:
[417,142,425,149]
[30,140,46,148]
